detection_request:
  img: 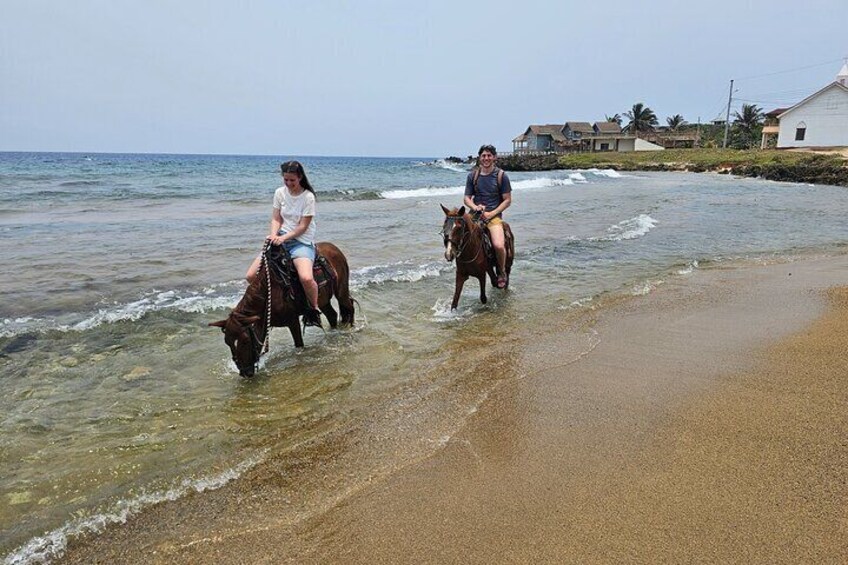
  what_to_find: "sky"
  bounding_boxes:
[2,0,847,157]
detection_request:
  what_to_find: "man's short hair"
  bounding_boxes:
[478,144,497,156]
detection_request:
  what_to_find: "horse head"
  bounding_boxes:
[209,311,263,377]
[440,204,466,262]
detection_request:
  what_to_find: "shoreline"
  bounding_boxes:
[497,148,848,187]
[58,255,848,563]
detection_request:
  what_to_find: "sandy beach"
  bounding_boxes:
[60,255,848,564]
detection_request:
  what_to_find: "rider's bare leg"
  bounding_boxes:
[245,256,262,283]
[293,257,319,310]
[488,223,507,276]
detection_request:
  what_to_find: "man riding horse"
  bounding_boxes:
[464,144,512,289]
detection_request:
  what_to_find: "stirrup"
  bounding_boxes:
[302,308,323,329]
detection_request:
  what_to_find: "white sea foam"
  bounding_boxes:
[3,452,267,565]
[676,260,699,275]
[631,279,664,296]
[585,168,624,178]
[430,299,476,321]
[430,159,468,173]
[511,177,574,191]
[381,185,466,200]
[380,176,575,200]
[1,260,452,338]
[603,214,658,241]
[1,284,245,337]
[351,261,448,289]
[568,172,588,183]
[561,296,594,310]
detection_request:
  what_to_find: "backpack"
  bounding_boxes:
[471,167,505,194]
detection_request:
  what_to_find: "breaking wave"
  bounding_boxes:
[3,452,267,565]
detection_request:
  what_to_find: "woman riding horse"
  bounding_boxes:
[246,160,323,328]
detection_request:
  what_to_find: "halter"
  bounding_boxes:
[443,213,483,264]
[243,240,273,372]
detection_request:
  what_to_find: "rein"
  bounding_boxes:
[245,240,273,370]
[446,214,483,264]
[262,240,271,354]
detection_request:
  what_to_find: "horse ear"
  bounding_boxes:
[209,320,227,328]
[241,315,261,326]
[458,205,466,216]
[440,203,450,215]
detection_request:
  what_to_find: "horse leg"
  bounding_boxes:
[321,302,339,328]
[487,265,498,288]
[505,225,515,282]
[451,272,468,310]
[334,280,355,327]
[288,320,304,348]
[478,274,488,304]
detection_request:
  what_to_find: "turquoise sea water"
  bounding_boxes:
[2,152,848,563]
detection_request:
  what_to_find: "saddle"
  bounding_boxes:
[471,213,496,265]
[472,213,513,272]
[264,244,336,307]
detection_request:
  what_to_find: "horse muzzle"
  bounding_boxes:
[444,242,454,262]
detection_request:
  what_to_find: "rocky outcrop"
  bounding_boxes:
[495,153,848,188]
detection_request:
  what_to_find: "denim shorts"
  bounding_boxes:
[278,230,316,261]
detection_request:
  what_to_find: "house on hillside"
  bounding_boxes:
[590,121,623,151]
[511,120,667,153]
[764,62,848,149]
[512,124,568,153]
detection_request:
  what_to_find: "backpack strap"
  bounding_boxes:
[472,167,503,192]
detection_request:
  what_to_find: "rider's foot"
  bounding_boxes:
[303,308,323,328]
[496,275,508,289]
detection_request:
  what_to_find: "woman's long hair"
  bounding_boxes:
[280,160,315,195]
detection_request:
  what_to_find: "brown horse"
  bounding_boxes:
[441,204,514,310]
[209,242,355,377]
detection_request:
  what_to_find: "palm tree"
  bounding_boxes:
[666,114,687,130]
[732,103,764,148]
[605,113,622,126]
[625,103,658,134]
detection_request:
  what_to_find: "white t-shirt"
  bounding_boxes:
[272,186,316,245]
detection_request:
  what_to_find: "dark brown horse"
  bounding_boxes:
[209,242,355,377]
[441,204,514,310]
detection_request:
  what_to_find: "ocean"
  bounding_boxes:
[2,152,848,563]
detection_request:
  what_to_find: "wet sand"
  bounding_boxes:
[62,257,848,564]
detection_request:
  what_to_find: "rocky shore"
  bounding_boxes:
[497,149,848,187]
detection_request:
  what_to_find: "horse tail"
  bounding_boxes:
[317,241,355,327]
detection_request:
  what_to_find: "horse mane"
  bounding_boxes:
[234,263,268,317]
[445,207,483,237]
[462,212,483,237]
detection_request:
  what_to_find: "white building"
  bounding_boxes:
[775,62,848,148]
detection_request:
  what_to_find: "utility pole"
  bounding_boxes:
[696,116,701,148]
[722,79,734,148]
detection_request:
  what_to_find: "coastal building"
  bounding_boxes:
[511,121,668,154]
[512,124,568,153]
[767,62,848,149]
[760,108,788,149]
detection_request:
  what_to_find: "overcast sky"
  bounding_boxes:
[2,0,846,157]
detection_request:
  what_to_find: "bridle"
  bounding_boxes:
[233,241,274,374]
[443,213,483,264]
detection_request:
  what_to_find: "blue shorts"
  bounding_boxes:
[278,230,316,261]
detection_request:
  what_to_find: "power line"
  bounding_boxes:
[736,58,844,81]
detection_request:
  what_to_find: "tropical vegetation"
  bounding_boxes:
[666,114,687,130]
[624,103,658,132]
[731,103,765,149]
